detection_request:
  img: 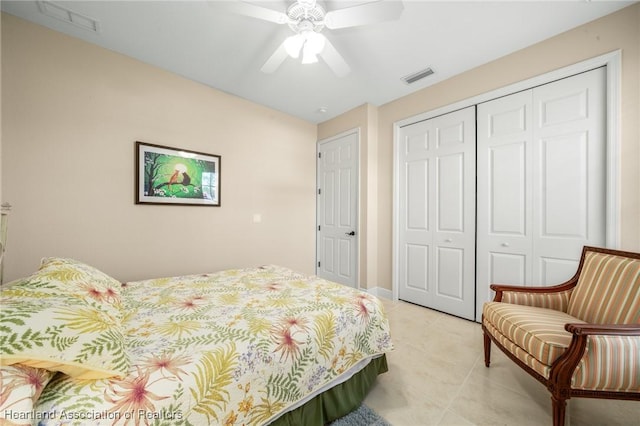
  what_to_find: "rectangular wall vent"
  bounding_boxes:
[402,67,434,85]
[37,1,100,33]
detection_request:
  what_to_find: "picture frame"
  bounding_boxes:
[135,141,221,206]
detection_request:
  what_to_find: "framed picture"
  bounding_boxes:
[135,141,221,206]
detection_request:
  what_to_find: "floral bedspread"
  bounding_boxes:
[31,265,392,425]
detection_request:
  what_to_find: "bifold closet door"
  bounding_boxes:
[397,106,476,320]
[476,67,607,320]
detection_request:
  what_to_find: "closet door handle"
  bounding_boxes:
[445,238,453,243]
[502,242,510,247]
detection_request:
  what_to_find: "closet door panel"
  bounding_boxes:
[532,68,606,285]
[539,132,589,238]
[437,153,464,232]
[477,68,607,319]
[538,257,579,287]
[490,252,527,284]
[399,121,434,304]
[476,91,533,318]
[405,156,431,294]
[436,247,465,300]
[431,107,476,318]
[406,243,429,292]
[489,142,527,236]
[398,107,475,320]
[406,160,429,231]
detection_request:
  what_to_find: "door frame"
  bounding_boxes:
[392,50,622,302]
[316,128,361,288]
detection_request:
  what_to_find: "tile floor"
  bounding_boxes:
[364,299,640,426]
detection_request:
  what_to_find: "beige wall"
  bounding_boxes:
[0,13,2,206]
[319,4,640,291]
[1,14,317,282]
[3,5,639,289]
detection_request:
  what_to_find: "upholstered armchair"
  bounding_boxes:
[482,246,640,426]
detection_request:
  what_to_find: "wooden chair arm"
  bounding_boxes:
[565,323,640,336]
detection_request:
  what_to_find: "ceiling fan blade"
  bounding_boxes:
[324,1,404,29]
[261,41,289,73]
[319,38,350,77]
[214,1,288,25]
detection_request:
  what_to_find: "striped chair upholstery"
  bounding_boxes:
[572,334,640,392]
[483,302,585,368]
[500,288,573,312]
[481,246,640,426]
[567,251,640,324]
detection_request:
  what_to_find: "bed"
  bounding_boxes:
[0,258,392,426]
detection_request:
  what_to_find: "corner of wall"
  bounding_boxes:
[1,12,3,205]
[365,104,381,291]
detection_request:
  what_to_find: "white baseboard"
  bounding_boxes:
[365,286,393,300]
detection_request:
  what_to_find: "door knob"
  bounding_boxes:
[345,231,356,236]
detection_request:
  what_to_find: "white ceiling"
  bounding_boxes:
[2,0,635,123]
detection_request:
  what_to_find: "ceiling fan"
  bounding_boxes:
[220,0,404,77]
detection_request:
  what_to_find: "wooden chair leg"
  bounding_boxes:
[483,332,491,367]
[551,395,567,426]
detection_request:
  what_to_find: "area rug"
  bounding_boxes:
[330,404,391,426]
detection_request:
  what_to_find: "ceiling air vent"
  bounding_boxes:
[402,67,434,85]
[37,1,100,33]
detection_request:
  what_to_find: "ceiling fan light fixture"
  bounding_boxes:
[284,34,304,58]
[303,31,325,55]
[228,0,400,76]
[301,49,318,64]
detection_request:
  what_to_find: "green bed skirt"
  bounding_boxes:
[270,354,389,426]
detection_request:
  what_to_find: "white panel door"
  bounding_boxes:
[476,68,606,320]
[398,107,476,320]
[476,91,534,313]
[532,68,606,285]
[317,131,358,288]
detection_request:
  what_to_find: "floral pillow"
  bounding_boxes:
[0,259,129,379]
[0,365,56,425]
[37,257,123,305]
